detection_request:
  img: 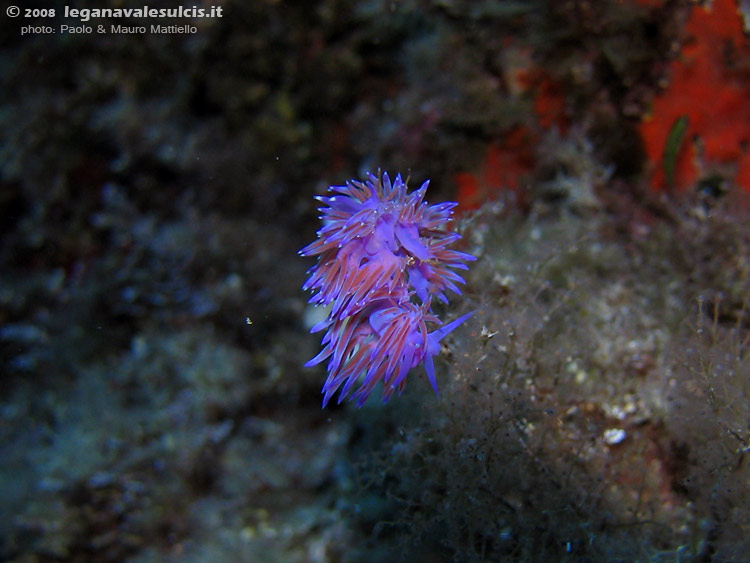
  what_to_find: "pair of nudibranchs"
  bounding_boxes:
[300,171,475,407]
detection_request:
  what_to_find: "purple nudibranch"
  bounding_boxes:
[300,171,475,407]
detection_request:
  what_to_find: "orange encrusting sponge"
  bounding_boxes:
[639,0,750,192]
